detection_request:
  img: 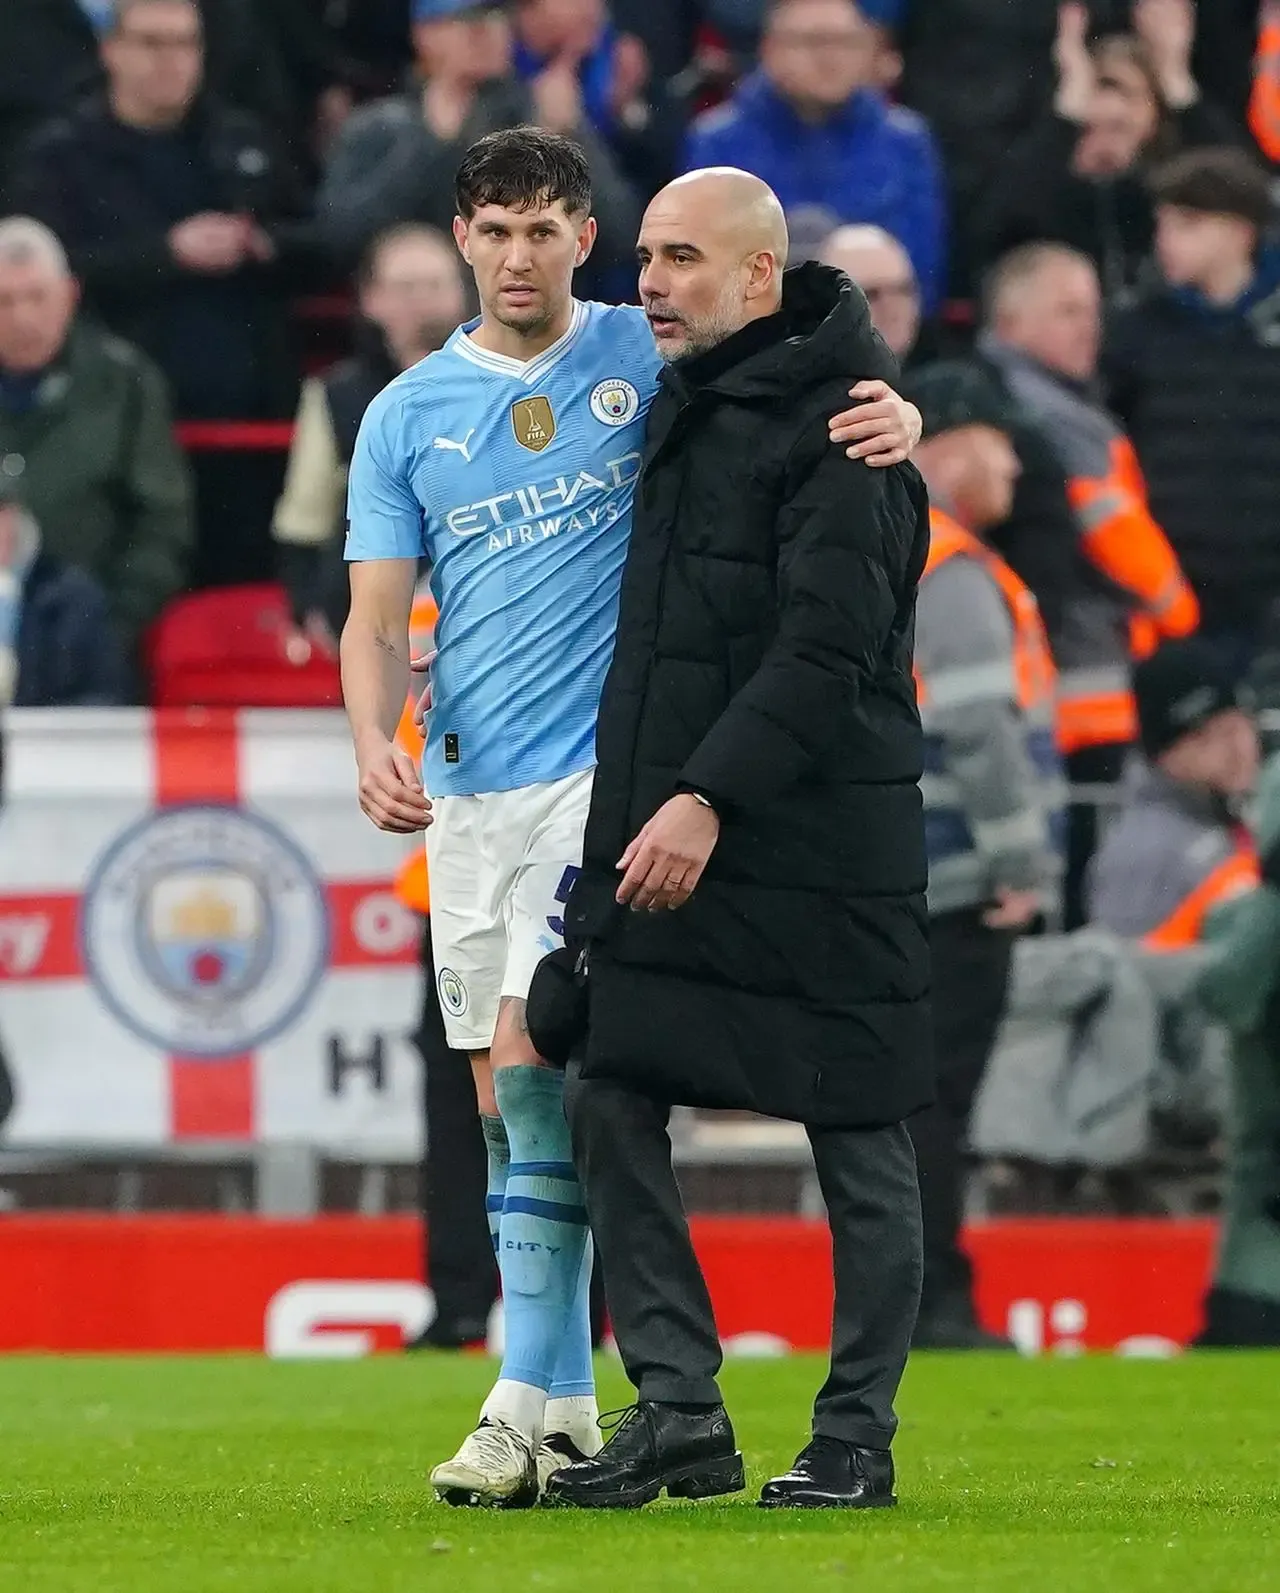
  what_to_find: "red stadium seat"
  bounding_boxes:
[146,583,343,708]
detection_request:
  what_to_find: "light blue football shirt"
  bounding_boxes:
[346,300,660,797]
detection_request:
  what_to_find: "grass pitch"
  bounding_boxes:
[0,1352,1276,1593]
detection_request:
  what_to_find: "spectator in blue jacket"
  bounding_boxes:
[0,478,127,709]
[684,0,946,310]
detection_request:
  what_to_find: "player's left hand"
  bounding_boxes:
[617,794,720,912]
[409,649,437,729]
[829,380,922,466]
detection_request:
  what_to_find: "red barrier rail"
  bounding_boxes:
[172,305,979,455]
[175,421,296,452]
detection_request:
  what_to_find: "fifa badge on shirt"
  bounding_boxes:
[511,395,556,453]
[590,378,641,427]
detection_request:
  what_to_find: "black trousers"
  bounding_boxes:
[415,921,497,1329]
[911,909,1014,1318]
[564,1062,922,1450]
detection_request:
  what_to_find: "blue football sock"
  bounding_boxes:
[489,1065,590,1396]
[547,1239,596,1401]
[480,1114,510,1261]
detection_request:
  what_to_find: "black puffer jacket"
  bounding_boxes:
[567,263,933,1129]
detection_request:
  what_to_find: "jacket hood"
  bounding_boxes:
[687,261,898,402]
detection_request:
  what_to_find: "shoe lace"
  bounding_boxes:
[596,1404,646,1443]
[471,1420,531,1466]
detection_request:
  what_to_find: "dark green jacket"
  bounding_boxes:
[1199,754,1280,1305]
[0,322,193,650]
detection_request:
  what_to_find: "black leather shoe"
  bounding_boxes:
[759,1437,896,1509]
[543,1401,744,1509]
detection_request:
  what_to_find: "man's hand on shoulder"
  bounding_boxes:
[616,794,720,912]
[356,733,433,834]
[828,381,922,467]
[410,648,437,729]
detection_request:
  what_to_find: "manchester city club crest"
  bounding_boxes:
[80,805,329,1055]
[511,394,556,452]
[589,378,640,427]
[437,967,469,1018]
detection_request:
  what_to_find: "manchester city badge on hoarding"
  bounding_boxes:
[80,805,329,1055]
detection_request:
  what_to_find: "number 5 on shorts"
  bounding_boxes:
[546,865,580,939]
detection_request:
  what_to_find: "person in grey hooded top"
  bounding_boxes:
[317,0,639,286]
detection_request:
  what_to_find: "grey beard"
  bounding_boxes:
[664,324,733,365]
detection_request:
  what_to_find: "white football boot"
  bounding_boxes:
[430,1419,539,1509]
[535,1432,594,1496]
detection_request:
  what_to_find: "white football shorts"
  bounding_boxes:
[425,768,594,1051]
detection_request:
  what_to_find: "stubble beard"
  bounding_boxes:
[492,301,556,339]
[657,280,748,365]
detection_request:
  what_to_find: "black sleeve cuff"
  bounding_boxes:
[676,782,727,820]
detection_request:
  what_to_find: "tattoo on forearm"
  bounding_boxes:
[497,996,532,1039]
[373,635,402,660]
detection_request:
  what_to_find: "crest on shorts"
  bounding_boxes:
[511,395,556,453]
[438,967,469,1017]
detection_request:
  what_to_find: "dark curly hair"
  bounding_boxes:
[454,126,592,221]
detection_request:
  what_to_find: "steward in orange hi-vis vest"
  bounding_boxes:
[915,506,1067,916]
[980,337,1198,757]
[392,588,438,916]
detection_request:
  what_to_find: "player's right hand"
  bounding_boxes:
[409,649,437,730]
[357,739,433,833]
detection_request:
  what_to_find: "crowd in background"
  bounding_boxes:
[2,0,1280,1339]
[0,0,1278,706]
